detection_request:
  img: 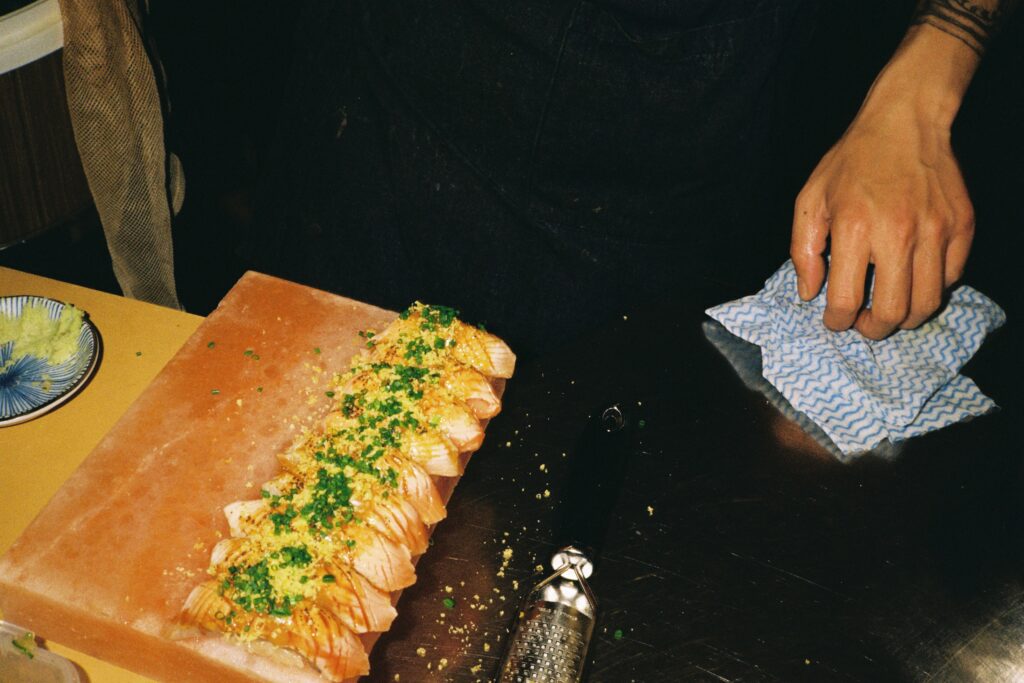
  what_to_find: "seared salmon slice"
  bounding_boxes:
[222,498,417,592]
[182,581,370,681]
[207,538,397,635]
[316,563,397,633]
[356,493,429,556]
[405,429,462,476]
[382,454,446,525]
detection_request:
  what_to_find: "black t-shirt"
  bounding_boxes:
[254,0,813,354]
[359,0,805,241]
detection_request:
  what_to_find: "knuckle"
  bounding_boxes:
[789,243,811,263]
[794,193,808,213]
[889,221,917,250]
[923,289,943,310]
[874,294,910,324]
[907,301,939,326]
[827,294,859,318]
[831,217,867,240]
[795,187,818,212]
[959,212,976,237]
[888,203,917,228]
[873,307,906,327]
[832,206,865,225]
[919,216,946,239]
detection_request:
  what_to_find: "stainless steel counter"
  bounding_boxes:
[369,282,1023,682]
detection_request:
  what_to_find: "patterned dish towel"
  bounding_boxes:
[706,260,1006,455]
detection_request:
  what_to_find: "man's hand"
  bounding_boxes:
[790,14,1000,339]
[791,79,974,339]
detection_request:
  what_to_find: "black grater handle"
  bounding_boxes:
[557,402,638,566]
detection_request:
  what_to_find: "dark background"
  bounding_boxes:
[2,0,1021,353]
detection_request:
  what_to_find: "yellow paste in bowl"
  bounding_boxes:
[0,301,84,370]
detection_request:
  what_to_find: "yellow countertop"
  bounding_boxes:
[0,266,202,682]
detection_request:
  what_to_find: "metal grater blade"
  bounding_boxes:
[497,547,596,683]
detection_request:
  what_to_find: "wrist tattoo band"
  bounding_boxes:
[912,0,1013,55]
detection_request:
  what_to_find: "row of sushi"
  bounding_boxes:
[175,304,515,681]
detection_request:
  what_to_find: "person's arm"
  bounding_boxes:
[790,1,1017,340]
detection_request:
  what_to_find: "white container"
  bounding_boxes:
[0,620,80,683]
[0,0,63,75]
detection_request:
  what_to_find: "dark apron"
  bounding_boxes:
[252,0,812,355]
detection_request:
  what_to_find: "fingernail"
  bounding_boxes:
[797,279,808,300]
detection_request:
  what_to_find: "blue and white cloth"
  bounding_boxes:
[706,260,1006,455]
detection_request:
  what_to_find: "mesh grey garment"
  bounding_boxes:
[58,0,182,309]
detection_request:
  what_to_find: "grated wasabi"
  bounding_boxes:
[0,301,84,371]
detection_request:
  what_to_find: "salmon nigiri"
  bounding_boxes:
[314,563,397,633]
[321,397,483,455]
[404,429,462,476]
[341,523,416,592]
[208,538,397,634]
[221,499,416,592]
[262,470,430,555]
[441,366,502,418]
[370,303,516,378]
[379,454,446,525]
[357,492,429,555]
[274,440,446,524]
[319,408,477,474]
[417,397,484,452]
[182,581,370,682]
[338,362,502,420]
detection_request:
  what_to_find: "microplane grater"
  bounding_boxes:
[497,403,637,683]
[497,547,596,682]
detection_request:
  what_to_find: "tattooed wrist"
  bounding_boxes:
[912,0,1012,55]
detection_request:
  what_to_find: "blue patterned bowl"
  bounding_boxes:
[0,295,100,426]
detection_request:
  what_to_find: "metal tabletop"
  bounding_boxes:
[369,279,1023,683]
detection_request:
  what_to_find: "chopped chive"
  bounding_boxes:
[207,341,216,348]
[11,634,34,659]
[325,391,335,398]
[314,347,321,354]
[211,389,220,395]
[256,386,263,393]
[613,629,623,640]
[243,349,254,356]
[443,597,455,609]
[322,574,336,583]
[135,351,142,357]
[638,419,646,429]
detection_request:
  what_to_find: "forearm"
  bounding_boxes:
[854,1,1018,132]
